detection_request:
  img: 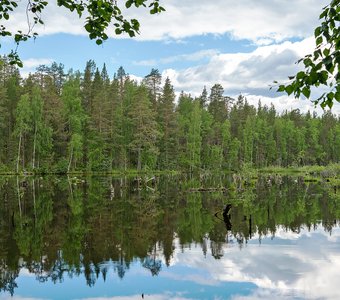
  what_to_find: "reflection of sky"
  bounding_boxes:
[2,226,340,300]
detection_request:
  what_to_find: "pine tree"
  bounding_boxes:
[208,84,229,123]
[110,77,124,169]
[199,86,208,109]
[128,85,160,171]
[81,60,96,169]
[112,66,131,170]
[143,68,162,109]
[82,60,96,114]
[48,62,65,95]
[88,68,106,170]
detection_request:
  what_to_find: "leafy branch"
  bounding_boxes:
[0,0,165,67]
[275,0,339,109]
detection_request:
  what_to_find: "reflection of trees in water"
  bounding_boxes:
[0,175,339,294]
[142,256,162,276]
[114,258,130,279]
[0,262,18,296]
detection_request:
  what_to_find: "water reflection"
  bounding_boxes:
[0,175,339,299]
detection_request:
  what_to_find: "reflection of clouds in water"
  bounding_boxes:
[18,268,37,278]
[251,225,302,241]
[251,224,340,242]
[0,296,48,300]
[169,226,340,300]
[275,225,340,242]
[12,227,340,299]
[231,288,297,300]
[78,293,193,300]
[161,270,220,287]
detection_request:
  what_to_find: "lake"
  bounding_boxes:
[0,174,339,299]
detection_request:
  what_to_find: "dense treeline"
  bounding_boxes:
[0,57,339,173]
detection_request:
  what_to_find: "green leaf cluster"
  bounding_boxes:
[277,0,340,108]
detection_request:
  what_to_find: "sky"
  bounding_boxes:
[1,0,339,115]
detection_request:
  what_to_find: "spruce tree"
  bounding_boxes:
[158,77,177,169]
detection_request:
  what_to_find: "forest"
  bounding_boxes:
[0,56,339,174]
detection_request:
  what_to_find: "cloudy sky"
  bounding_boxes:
[1,0,339,114]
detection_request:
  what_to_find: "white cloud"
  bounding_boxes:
[128,74,144,84]
[162,38,314,93]
[127,0,328,43]
[133,49,220,66]
[161,38,340,115]
[5,0,328,43]
[4,2,85,37]
[23,58,54,69]
[20,58,54,78]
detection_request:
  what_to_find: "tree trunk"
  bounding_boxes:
[16,132,22,174]
[32,124,37,170]
[68,146,73,173]
[137,147,141,171]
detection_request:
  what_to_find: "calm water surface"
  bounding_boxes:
[0,175,339,299]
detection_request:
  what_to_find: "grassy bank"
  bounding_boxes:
[1,163,339,178]
[259,163,340,176]
[0,168,181,177]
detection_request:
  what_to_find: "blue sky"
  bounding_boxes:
[2,33,254,77]
[1,0,339,114]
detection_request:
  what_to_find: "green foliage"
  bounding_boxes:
[62,75,86,171]
[157,77,177,169]
[187,101,202,171]
[14,94,32,136]
[277,0,340,108]
[143,68,162,108]
[128,84,160,170]
[53,158,69,174]
[176,94,202,171]
[0,57,339,174]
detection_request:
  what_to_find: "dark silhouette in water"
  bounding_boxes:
[214,204,232,230]
[215,204,254,238]
[222,204,232,231]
